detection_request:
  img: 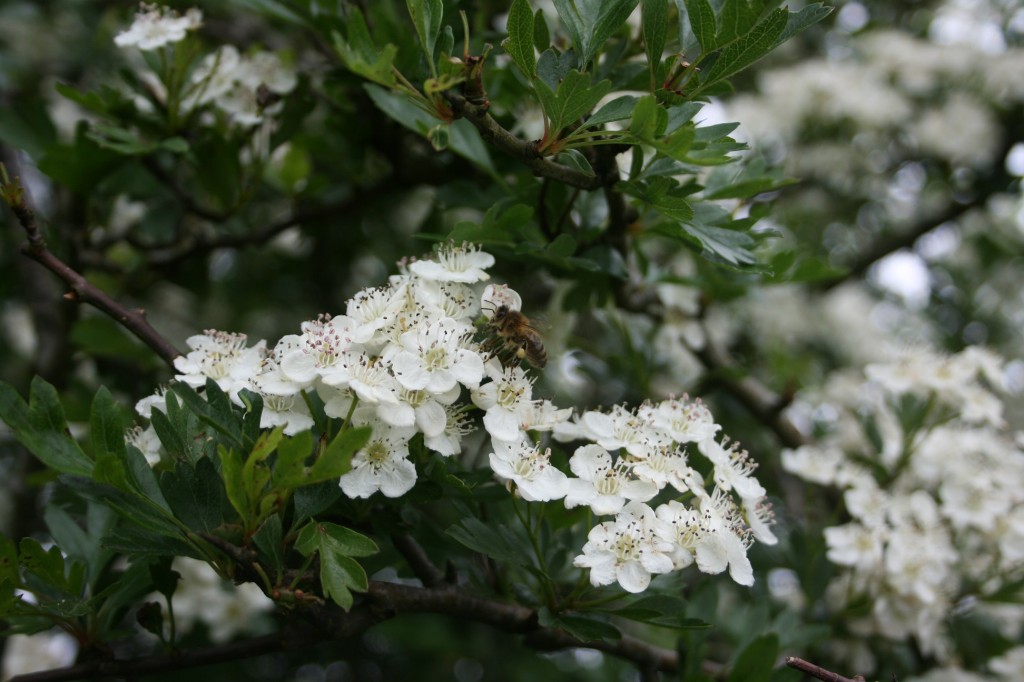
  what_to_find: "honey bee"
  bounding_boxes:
[486,305,547,368]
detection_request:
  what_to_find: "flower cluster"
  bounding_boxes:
[129,244,774,593]
[114,4,202,51]
[185,45,297,126]
[782,347,1024,673]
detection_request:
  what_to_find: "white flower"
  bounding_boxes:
[650,396,720,445]
[692,491,755,586]
[489,438,569,501]
[564,444,658,515]
[631,444,702,494]
[160,557,272,643]
[279,315,371,387]
[126,424,163,466]
[1,631,77,679]
[346,283,409,349]
[376,385,458,437]
[573,501,675,593]
[114,4,202,50]
[471,364,535,442]
[424,403,475,456]
[389,318,484,393]
[824,522,886,572]
[743,497,778,545]
[173,330,266,397]
[409,243,494,283]
[699,438,766,501]
[580,405,655,458]
[517,399,573,433]
[135,385,169,418]
[339,421,417,498]
[480,283,522,315]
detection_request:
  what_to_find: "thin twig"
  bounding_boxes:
[785,656,867,682]
[391,533,447,587]
[1,171,181,368]
[444,91,603,191]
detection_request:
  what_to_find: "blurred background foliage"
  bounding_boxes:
[1,0,1023,680]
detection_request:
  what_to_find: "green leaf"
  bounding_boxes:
[774,4,833,50]
[536,48,576,90]
[717,0,763,46]
[504,0,536,77]
[538,608,622,642]
[90,387,126,462]
[253,515,284,573]
[363,85,495,174]
[446,517,530,566]
[274,430,314,488]
[535,70,612,140]
[697,9,788,94]
[680,222,758,268]
[159,458,227,533]
[533,9,551,52]
[306,426,372,485]
[0,535,17,585]
[332,9,397,87]
[295,522,378,611]
[101,526,199,558]
[406,0,444,74]
[0,379,93,477]
[552,0,639,69]
[629,94,668,142]
[728,633,779,682]
[579,95,637,130]
[293,481,342,524]
[682,0,717,51]
[642,0,668,90]
[0,97,56,159]
[219,446,248,522]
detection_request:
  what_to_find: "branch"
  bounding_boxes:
[693,331,807,450]
[444,91,603,191]
[1,169,181,368]
[391,533,449,587]
[819,197,978,292]
[785,656,866,682]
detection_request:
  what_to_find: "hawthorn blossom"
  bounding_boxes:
[564,444,658,516]
[573,502,675,593]
[472,363,535,442]
[388,318,484,393]
[409,243,494,283]
[173,330,266,396]
[580,405,655,458]
[424,403,475,456]
[489,438,569,502]
[279,315,371,387]
[699,438,767,501]
[339,421,417,498]
[114,4,202,50]
[376,385,458,437]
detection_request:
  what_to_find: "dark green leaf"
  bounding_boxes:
[446,517,530,566]
[697,9,788,94]
[774,4,833,49]
[253,515,284,573]
[629,94,668,142]
[90,387,126,462]
[0,379,93,477]
[552,0,639,69]
[504,0,536,77]
[538,607,622,642]
[727,633,779,682]
[536,48,576,90]
[682,0,717,51]
[159,458,226,533]
[579,95,637,130]
[293,481,342,524]
[533,9,551,52]
[535,70,612,138]
[406,0,444,73]
[102,525,199,558]
[333,10,398,88]
[642,0,668,89]
[0,97,56,158]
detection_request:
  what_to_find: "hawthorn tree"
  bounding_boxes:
[1,1,1022,682]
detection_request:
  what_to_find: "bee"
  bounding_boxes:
[487,305,547,368]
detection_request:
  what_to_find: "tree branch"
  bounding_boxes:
[1,170,181,368]
[785,656,866,682]
[444,91,603,191]
[692,331,807,450]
